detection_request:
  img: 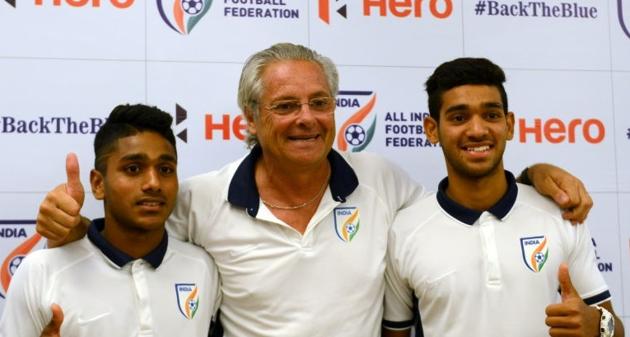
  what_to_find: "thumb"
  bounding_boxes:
[41,303,64,336]
[65,153,85,207]
[558,263,579,302]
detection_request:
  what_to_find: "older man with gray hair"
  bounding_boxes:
[36,43,593,337]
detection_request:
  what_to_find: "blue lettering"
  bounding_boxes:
[0,228,28,238]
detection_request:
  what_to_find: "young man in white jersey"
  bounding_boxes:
[0,104,220,337]
[382,58,624,337]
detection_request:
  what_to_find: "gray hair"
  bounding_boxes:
[237,43,339,147]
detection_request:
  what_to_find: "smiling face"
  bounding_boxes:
[425,84,515,180]
[90,131,178,235]
[245,60,336,170]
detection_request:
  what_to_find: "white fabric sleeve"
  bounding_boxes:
[383,227,415,330]
[167,177,196,242]
[566,222,610,304]
[0,255,49,337]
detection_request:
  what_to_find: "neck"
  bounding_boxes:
[256,154,331,200]
[101,221,165,259]
[444,166,508,211]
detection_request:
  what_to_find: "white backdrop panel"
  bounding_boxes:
[588,193,624,316]
[504,69,616,192]
[0,1,145,60]
[614,72,630,192]
[611,0,630,70]
[147,61,251,179]
[0,58,145,192]
[619,193,630,321]
[146,0,308,62]
[308,0,462,67]
[463,0,610,70]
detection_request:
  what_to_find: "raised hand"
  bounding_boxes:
[544,263,600,337]
[36,153,87,246]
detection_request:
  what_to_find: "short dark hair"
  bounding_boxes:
[94,104,176,173]
[425,57,508,121]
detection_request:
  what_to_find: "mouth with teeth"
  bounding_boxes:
[136,199,166,212]
[466,145,491,153]
[288,134,320,142]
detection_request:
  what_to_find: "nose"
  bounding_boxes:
[466,115,488,138]
[142,168,161,191]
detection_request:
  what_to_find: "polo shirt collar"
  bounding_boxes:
[87,218,168,268]
[436,170,518,226]
[227,144,359,217]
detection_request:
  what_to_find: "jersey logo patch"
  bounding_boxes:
[175,283,199,319]
[333,207,360,242]
[520,235,549,272]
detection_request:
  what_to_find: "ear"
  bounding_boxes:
[506,111,515,141]
[244,107,257,137]
[424,116,440,145]
[90,169,105,201]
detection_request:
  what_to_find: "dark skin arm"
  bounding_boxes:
[519,164,593,224]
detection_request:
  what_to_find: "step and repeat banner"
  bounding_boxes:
[1,0,629,328]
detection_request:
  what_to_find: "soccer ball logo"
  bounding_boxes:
[534,252,546,264]
[8,255,24,276]
[344,124,366,146]
[345,223,357,235]
[181,0,204,15]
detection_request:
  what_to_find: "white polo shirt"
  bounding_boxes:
[0,218,220,337]
[383,171,610,337]
[168,145,426,337]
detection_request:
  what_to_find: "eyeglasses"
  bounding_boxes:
[264,97,335,116]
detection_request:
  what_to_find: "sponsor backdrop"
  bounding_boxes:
[0,0,628,329]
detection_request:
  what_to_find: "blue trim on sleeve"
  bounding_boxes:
[584,290,611,305]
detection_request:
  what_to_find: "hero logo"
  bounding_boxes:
[33,0,134,7]
[518,118,605,144]
[318,0,452,24]
[205,113,247,140]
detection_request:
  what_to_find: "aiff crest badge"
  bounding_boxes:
[157,0,212,35]
[175,283,200,319]
[520,235,549,272]
[336,91,377,152]
[333,207,360,242]
[0,229,43,299]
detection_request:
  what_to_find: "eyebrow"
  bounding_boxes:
[444,102,504,114]
[120,153,177,163]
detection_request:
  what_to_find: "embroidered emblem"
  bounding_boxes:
[520,236,549,272]
[175,283,199,319]
[333,207,360,242]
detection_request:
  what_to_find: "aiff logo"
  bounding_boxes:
[157,0,212,35]
[520,235,548,273]
[0,220,44,299]
[336,90,377,152]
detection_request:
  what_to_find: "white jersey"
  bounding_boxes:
[384,171,610,337]
[0,218,220,337]
[168,146,426,337]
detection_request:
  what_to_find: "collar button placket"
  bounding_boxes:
[479,212,502,287]
[131,260,155,336]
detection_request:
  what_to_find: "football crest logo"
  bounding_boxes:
[1,231,43,298]
[333,207,360,242]
[157,0,212,35]
[520,235,549,272]
[175,283,200,319]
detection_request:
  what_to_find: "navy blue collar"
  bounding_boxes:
[227,144,359,217]
[87,218,168,268]
[436,171,518,226]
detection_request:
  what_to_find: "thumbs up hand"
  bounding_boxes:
[544,263,600,336]
[40,304,64,337]
[36,153,87,246]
